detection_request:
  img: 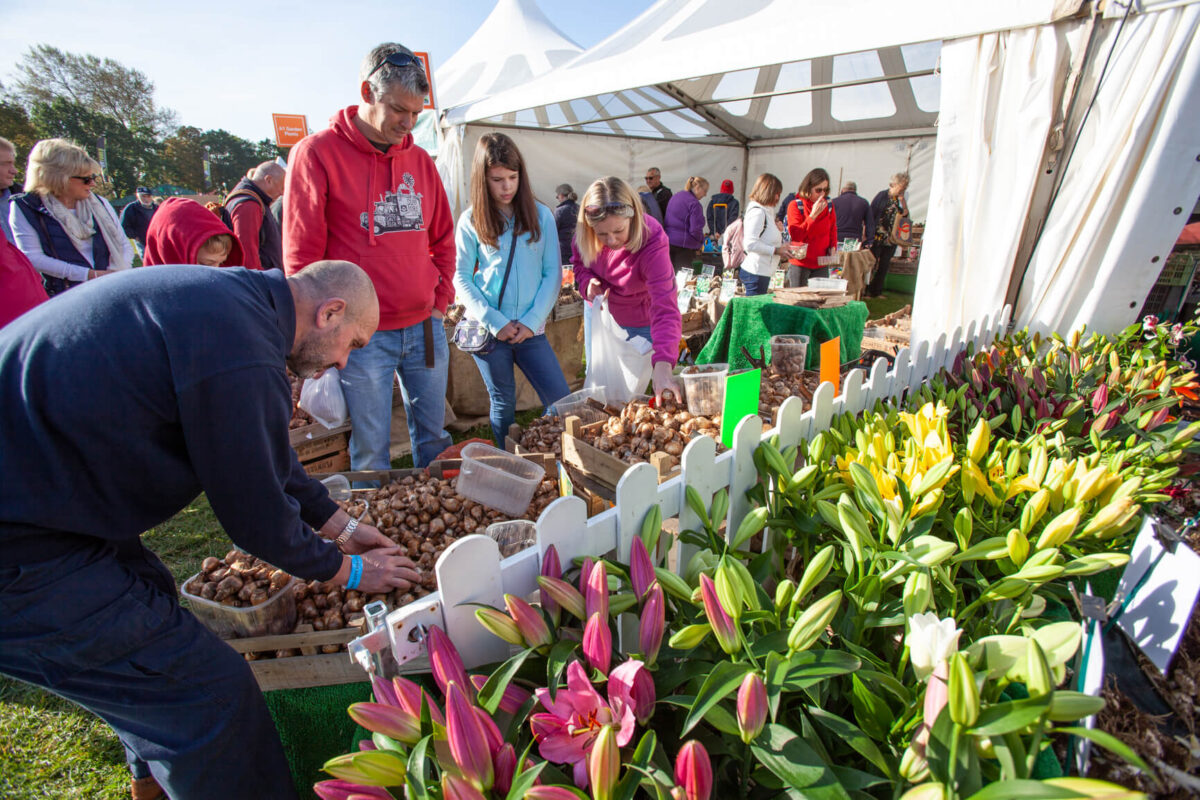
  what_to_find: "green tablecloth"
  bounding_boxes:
[696,295,870,370]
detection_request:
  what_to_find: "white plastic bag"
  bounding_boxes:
[298,367,348,429]
[584,295,653,404]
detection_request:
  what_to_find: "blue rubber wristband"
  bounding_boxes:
[346,554,364,590]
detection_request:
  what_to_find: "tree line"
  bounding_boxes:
[0,45,284,201]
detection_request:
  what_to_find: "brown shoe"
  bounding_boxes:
[131,775,166,800]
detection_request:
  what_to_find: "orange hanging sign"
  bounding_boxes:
[820,337,842,396]
[412,52,437,110]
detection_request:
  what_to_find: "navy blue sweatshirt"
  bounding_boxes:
[0,265,342,580]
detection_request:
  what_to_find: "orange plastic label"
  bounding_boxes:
[820,337,841,396]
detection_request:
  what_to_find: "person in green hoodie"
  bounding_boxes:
[284,42,455,472]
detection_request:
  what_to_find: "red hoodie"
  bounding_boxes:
[0,237,48,328]
[787,196,838,270]
[144,197,245,267]
[283,106,454,330]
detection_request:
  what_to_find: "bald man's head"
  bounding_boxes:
[250,161,287,200]
[286,260,380,377]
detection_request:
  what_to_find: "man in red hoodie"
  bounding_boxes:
[284,42,454,470]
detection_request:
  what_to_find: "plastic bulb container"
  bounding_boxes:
[181,574,299,639]
[785,242,808,261]
[552,386,608,424]
[320,474,352,501]
[769,334,810,374]
[485,519,538,559]
[456,442,546,517]
[678,363,729,417]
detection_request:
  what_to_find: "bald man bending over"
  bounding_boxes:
[226,160,287,270]
[0,261,414,799]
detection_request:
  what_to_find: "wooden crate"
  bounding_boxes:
[559,416,679,501]
[225,623,366,691]
[290,422,351,475]
[552,300,584,321]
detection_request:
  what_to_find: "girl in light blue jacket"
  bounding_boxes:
[453,133,570,445]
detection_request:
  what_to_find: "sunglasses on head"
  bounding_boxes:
[584,202,634,221]
[71,174,100,185]
[366,52,421,80]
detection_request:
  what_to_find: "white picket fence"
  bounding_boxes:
[348,306,1013,674]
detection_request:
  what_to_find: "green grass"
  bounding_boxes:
[862,291,913,322]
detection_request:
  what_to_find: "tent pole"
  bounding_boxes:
[741,146,751,215]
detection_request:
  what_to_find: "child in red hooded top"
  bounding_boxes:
[144,197,244,267]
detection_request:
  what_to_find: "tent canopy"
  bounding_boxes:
[446,0,1078,145]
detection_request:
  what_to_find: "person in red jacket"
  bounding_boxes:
[144,197,243,267]
[0,237,49,327]
[786,168,839,287]
[284,42,455,471]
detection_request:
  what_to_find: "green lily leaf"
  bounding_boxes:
[750,723,851,800]
[682,660,752,735]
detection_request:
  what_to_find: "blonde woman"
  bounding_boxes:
[663,175,708,270]
[10,139,132,296]
[571,176,681,401]
[740,173,790,296]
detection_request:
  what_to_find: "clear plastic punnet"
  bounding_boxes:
[456,443,546,517]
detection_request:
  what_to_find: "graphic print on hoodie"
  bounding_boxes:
[143,197,244,267]
[283,106,455,332]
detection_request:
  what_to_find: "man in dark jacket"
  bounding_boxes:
[119,186,158,258]
[777,191,796,226]
[553,183,579,264]
[644,166,672,218]
[226,161,286,270]
[830,181,874,244]
[706,178,740,237]
[0,261,418,799]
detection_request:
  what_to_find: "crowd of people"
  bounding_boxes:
[0,38,916,799]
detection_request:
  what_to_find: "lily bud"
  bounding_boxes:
[492,744,517,796]
[967,418,990,463]
[774,579,796,616]
[445,681,494,790]
[715,564,744,621]
[475,607,525,648]
[586,561,610,620]
[347,702,421,746]
[505,594,553,650]
[794,545,836,605]
[903,570,932,617]
[736,672,768,744]
[1025,639,1054,698]
[1019,489,1051,535]
[898,746,931,783]
[1079,498,1134,539]
[699,573,740,655]
[668,623,712,650]
[1034,506,1083,550]
[787,589,842,653]
[589,725,620,800]
[540,545,563,623]
[583,612,613,674]
[313,779,394,800]
[526,789,585,800]
[629,536,656,600]
[947,653,979,727]
[468,674,531,715]
[1006,529,1030,566]
[441,774,487,800]
[674,741,713,800]
[321,751,407,786]
[427,625,470,699]
[1091,383,1108,415]
[640,582,665,664]
[536,576,586,621]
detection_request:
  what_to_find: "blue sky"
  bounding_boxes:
[0,0,654,142]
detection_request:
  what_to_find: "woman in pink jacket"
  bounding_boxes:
[571,176,682,401]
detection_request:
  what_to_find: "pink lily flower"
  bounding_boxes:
[530,660,636,788]
[736,672,768,743]
[313,779,394,800]
[640,582,665,665]
[427,625,470,700]
[583,612,613,675]
[357,739,376,751]
[541,545,563,623]
[506,593,553,649]
[469,673,532,715]
[441,773,486,800]
[1143,315,1159,337]
[347,702,421,746]
[629,536,655,600]
[586,560,609,620]
[674,740,713,800]
[609,659,655,725]
[445,681,494,791]
[699,573,739,654]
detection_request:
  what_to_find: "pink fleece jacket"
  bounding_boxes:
[283,106,455,330]
[571,214,681,366]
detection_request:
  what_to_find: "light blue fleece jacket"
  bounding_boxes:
[453,202,562,335]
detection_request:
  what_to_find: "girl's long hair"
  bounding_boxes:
[468,132,540,250]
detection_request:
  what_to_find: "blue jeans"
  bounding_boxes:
[472,334,571,446]
[341,319,452,470]
[0,540,297,798]
[739,269,771,296]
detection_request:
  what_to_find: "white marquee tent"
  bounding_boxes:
[434,0,1200,341]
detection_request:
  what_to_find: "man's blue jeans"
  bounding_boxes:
[472,333,571,446]
[0,540,297,798]
[340,319,452,470]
